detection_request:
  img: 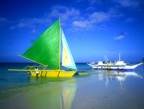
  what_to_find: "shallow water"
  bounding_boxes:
[0,63,144,109]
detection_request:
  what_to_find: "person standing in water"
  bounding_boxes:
[35,67,39,78]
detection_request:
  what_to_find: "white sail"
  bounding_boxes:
[62,30,77,70]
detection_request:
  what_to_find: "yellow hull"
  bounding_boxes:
[8,69,77,78]
[32,70,77,78]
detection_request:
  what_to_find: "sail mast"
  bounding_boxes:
[59,18,61,70]
[119,53,121,61]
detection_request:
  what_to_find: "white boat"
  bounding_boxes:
[88,54,142,71]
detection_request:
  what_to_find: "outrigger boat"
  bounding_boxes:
[88,55,142,71]
[9,19,77,77]
[88,61,142,71]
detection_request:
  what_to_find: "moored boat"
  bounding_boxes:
[88,55,142,71]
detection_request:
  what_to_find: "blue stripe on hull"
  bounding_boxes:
[93,68,134,71]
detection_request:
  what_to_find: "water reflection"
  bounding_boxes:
[61,79,77,109]
[27,78,77,109]
[97,70,143,88]
[0,78,77,109]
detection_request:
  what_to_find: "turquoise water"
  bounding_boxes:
[0,63,144,109]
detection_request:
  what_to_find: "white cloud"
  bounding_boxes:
[16,19,34,29]
[76,0,102,5]
[88,0,101,5]
[114,35,125,41]
[89,12,110,23]
[31,29,37,34]
[32,18,50,24]
[73,20,90,28]
[11,6,80,30]
[0,17,12,28]
[0,17,10,23]
[8,5,121,31]
[72,11,111,29]
[50,5,80,21]
[75,0,83,3]
[9,26,16,30]
[17,22,27,28]
[113,0,140,8]
[125,17,134,22]
[110,48,117,51]
[15,17,50,29]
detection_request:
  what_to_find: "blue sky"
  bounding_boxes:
[0,0,144,63]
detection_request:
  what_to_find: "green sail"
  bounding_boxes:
[22,20,60,69]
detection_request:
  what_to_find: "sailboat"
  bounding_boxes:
[9,19,77,77]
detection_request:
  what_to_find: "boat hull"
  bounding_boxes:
[93,67,134,71]
[8,69,77,78]
[31,70,77,78]
[88,63,142,71]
